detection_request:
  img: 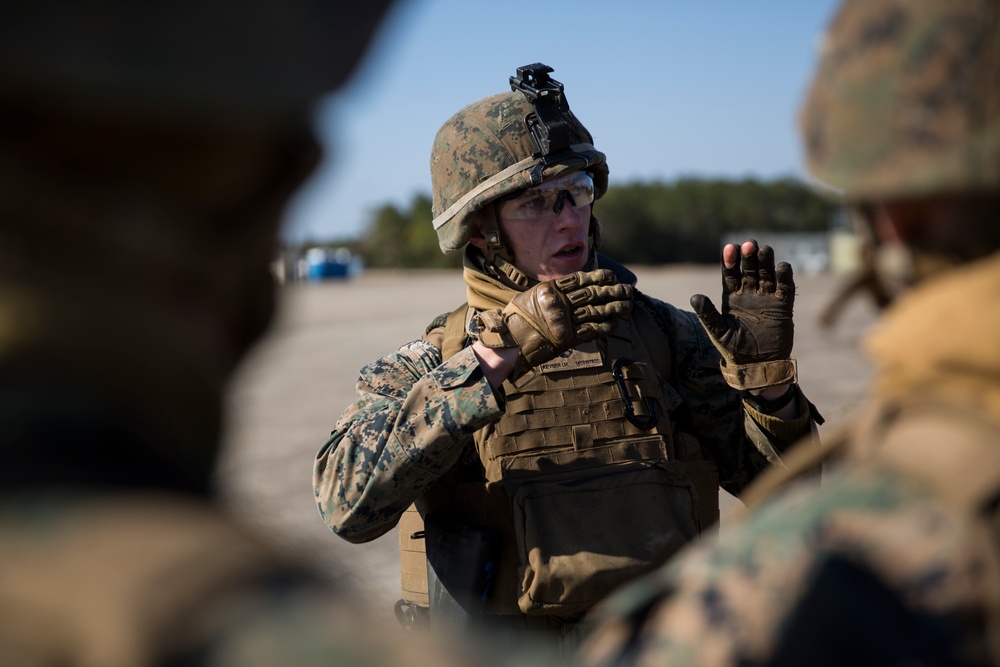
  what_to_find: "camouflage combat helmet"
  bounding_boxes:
[800,0,1000,201]
[431,64,609,255]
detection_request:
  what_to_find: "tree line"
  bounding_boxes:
[301,177,840,269]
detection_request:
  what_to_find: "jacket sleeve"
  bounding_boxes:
[313,337,503,544]
[659,299,815,497]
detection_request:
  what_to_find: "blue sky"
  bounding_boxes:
[282,0,841,243]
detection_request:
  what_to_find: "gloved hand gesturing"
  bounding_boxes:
[475,269,632,379]
[690,241,797,390]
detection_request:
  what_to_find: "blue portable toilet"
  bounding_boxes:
[305,247,351,281]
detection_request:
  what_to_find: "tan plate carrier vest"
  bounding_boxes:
[399,297,720,617]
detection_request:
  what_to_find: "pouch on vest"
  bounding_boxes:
[508,458,699,616]
[424,513,498,627]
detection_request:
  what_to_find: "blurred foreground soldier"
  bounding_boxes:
[579,1,1000,665]
[314,63,822,649]
[0,3,464,666]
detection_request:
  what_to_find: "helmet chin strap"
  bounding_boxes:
[480,205,602,289]
[483,205,535,289]
[589,213,603,258]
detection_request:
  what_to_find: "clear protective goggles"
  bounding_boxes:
[498,171,595,220]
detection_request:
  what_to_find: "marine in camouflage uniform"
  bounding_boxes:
[0,3,485,666]
[578,1,1000,665]
[314,65,821,639]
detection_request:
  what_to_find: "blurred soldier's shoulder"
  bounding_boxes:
[581,395,1000,665]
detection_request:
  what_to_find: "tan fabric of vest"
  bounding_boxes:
[401,289,720,616]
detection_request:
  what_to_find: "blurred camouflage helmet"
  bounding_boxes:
[431,65,608,253]
[800,0,1000,201]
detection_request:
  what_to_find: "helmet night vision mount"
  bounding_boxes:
[510,63,575,183]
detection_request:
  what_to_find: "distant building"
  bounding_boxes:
[725,206,861,275]
[828,229,862,274]
[722,231,831,274]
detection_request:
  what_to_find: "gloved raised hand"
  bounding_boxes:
[475,269,632,379]
[690,241,797,390]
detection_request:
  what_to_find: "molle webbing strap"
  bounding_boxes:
[491,370,662,442]
[483,317,676,481]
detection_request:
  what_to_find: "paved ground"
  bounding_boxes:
[217,265,879,620]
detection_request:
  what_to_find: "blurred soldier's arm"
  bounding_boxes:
[313,341,502,543]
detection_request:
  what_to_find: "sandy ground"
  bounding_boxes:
[217,265,879,620]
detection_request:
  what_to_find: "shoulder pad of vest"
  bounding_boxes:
[425,312,449,335]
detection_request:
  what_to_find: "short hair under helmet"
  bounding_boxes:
[430,64,609,253]
[800,0,1000,201]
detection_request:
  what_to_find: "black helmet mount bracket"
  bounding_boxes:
[509,63,573,163]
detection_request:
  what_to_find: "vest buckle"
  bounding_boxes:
[612,358,658,430]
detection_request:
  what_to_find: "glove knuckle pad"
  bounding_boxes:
[567,288,591,305]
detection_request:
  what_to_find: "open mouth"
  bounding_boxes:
[555,243,584,258]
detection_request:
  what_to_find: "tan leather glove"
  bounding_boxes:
[690,243,797,390]
[475,269,632,379]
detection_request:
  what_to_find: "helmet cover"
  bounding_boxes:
[431,87,608,253]
[800,0,1000,200]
